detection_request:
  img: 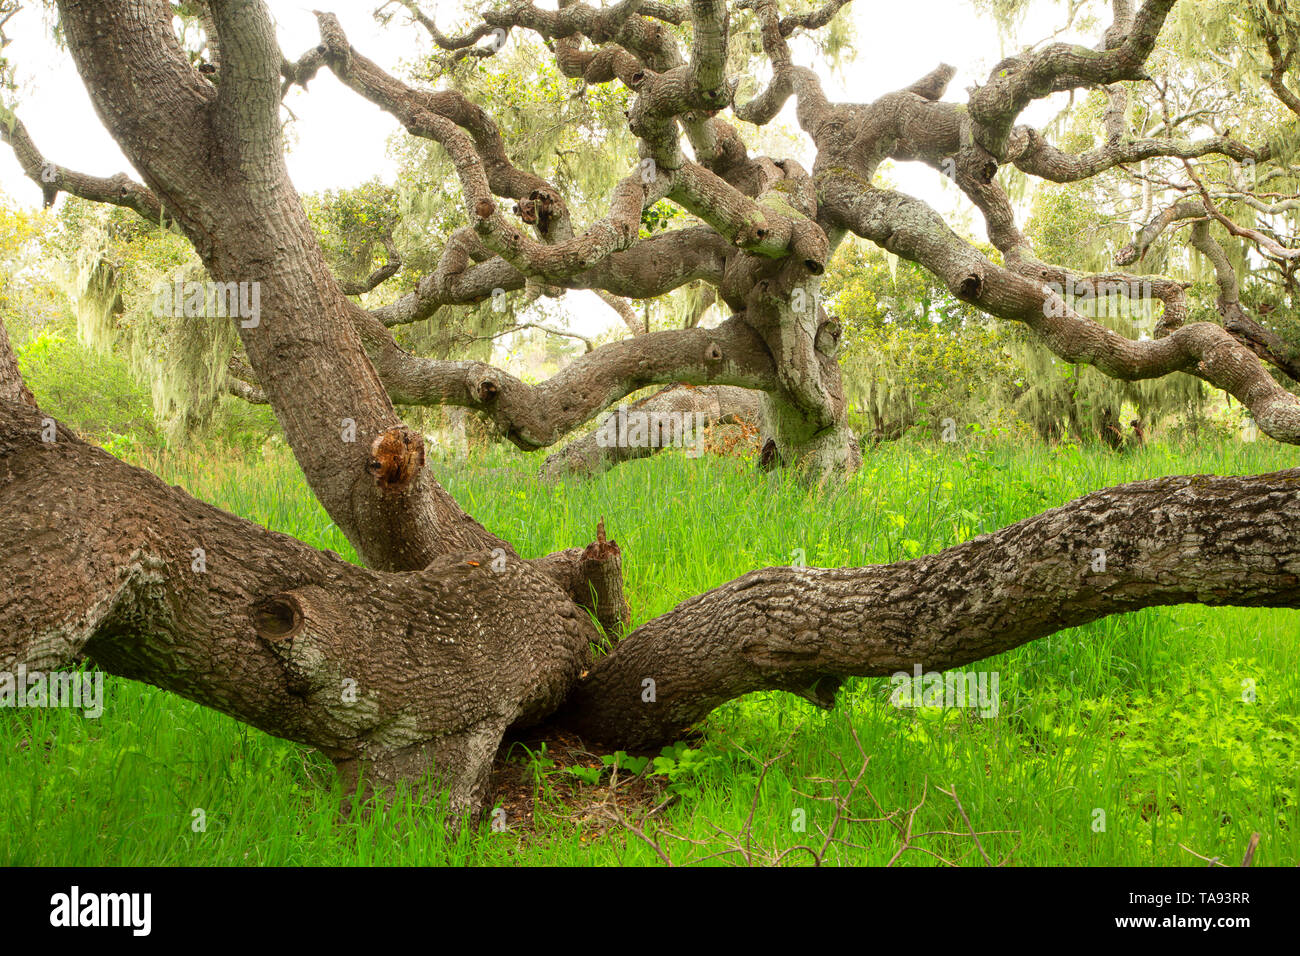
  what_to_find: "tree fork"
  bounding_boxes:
[0,398,596,821]
[5,393,1298,815]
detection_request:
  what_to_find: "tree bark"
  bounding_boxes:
[55,0,506,571]
[540,383,762,479]
[5,394,1298,809]
[554,467,1300,747]
[6,0,1299,826]
[0,397,593,817]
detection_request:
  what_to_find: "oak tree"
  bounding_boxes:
[1,0,1298,818]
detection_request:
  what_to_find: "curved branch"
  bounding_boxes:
[1115,199,1205,265]
[0,109,171,224]
[556,466,1300,747]
[540,382,761,478]
[1189,220,1300,382]
[733,0,835,130]
[1006,124,1258,183]
[595,289,647,336]
[1264,17,1300,119]
[310,15,569,220]
[357,311,780,450]
[369,225,732,328]
[821,176,1300,444]
[339,235,403,296]
[968,0,1175,150]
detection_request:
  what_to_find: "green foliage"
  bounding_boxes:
[650,743,720,795]
[510,741,556,787]
[301,179,397,289]
[565,751,652,786]
[639,199,687,238]
[1106,665,1298,833]
[13,326,161,451]
[824,236,987,334]
[842,323,1023,442]
[5,435,1297,864]
[43,198,261,445]
[825,238,1011,443]
[826,225,1226,445]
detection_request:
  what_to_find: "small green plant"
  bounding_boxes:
[567,765,603,786]
[565,751,649,785]
[651,743,718,794]
[508,741,555,787]
[602,751,650,775]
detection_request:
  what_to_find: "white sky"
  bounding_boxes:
[0,0,1093,341]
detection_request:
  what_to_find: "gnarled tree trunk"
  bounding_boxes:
[4,388,1298,817]
[3,0,1299,823]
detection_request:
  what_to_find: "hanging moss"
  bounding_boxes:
[54,206,238,444]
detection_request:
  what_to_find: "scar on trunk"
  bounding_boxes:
[367,426,426,492]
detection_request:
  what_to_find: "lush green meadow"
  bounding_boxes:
[3,435,1298,866]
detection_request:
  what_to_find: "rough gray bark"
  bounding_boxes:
[4,392,1297,809]
[3,0,1299,823]
[555,467,1300,747]
[52,0,506,572]
[19,0,1298,475]
[0,398,592,818]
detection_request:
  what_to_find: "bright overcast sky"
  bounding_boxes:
[0,0,1091,338]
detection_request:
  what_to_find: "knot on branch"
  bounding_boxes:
[701,86,730,109]
[471,369,502,404]
[791,220,829,275]
[473,198,496,220]
[251,586,338,697]
[987,55,1023,83]
[735,220,770,247]
[514,189,563,237]
[313,12,353,73]
[815,320,842,358]
[105,172,131,200]
[957,272,984,301]
[366,426,425,493]
[253,592,305,642]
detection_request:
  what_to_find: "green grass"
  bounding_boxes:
[2,435,1298,865]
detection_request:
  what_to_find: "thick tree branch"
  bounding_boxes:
[0,397,592,818]
[968,0,1176,152]
[368,225,731,328]
[540,382,761,477]
[821,176,1300,443]
[356,311,780,449]
[556,466,1300,747]
[1115,199,1205,265]
[1006,125,1258,183]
